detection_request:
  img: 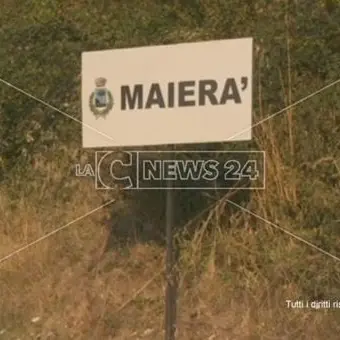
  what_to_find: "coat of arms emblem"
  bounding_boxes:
[89,77,114,119]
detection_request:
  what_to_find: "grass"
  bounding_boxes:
[1,81,340,338]
[0,146,340,339]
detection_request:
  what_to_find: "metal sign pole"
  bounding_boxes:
[165,148,177,340]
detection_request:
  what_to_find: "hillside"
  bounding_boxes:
[0,1,340,339]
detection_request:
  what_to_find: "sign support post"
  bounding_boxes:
[165,147,177,340]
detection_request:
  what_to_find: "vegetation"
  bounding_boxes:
[0,1,340,339]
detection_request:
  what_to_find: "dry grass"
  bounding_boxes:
[1,67,340,339]
[1,146,340,340]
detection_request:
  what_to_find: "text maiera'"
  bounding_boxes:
[119,77,249,110]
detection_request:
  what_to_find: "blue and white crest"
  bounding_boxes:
[89,77,114,119]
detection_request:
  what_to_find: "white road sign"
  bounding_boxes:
[81,37,253,148]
